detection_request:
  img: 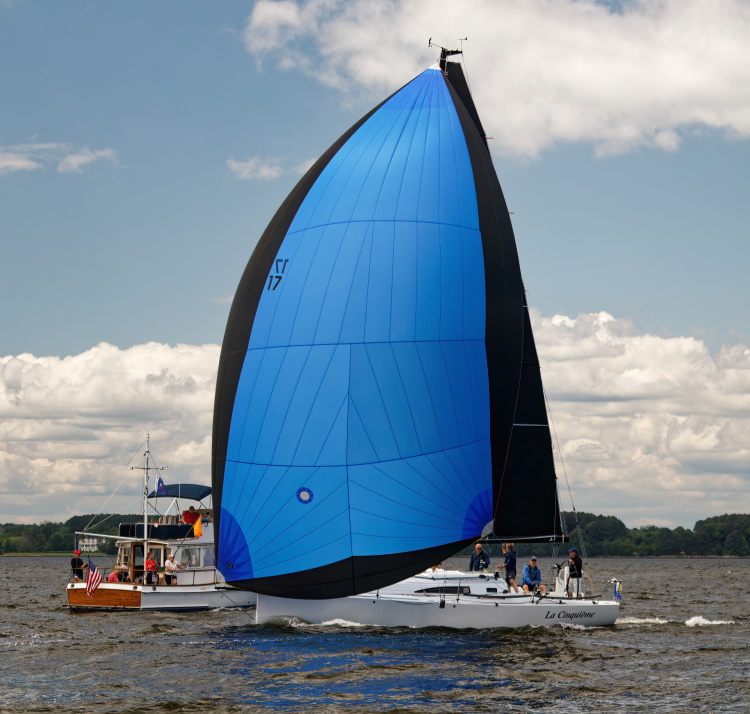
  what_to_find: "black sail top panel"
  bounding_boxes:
[493,300,566,542]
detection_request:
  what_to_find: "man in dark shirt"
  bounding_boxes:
[497,542,519,593]
[469,543,490,571]
[70,550,85,581]
[567,547,583,598]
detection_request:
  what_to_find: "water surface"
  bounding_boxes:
[1,556,747,712]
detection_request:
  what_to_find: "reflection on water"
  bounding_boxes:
[0,556,747,712]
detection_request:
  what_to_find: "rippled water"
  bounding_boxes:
[1,556,747,712]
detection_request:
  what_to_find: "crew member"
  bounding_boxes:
[567,547,583,598]
[521,556,546,595]
[469,543,490,571]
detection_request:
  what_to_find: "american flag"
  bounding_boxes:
[85,557,102,597]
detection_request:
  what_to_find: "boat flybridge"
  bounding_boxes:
[66,439,255,612]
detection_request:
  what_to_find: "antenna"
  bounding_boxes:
[428,38,464,73]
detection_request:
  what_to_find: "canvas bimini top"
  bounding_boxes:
[212,55,564,600]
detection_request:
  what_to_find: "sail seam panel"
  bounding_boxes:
[335,222,373,345]
[224,435,491,470]
[348,503,471,536]
[290,346,349,464]
[245,482,350,564]
[263,349,334,463]
[284,218,483,237]
[251,530,352,573]
[263,344,323,465]
[326,71,428,228]
[361,461,473,526]
[245,337,486,351]
[231,464,292,555]
[393,71,433,224]
[349,68,429,227]
[243,473,345,553]
[307,223,355,348]
[375,341,424,455]
[295,101,397,233]
[400,450,479,514]
[424,449,478,506]
[357,341,399,459]
[415,342,445,451]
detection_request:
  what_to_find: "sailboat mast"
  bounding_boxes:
[143,434,150,551]
[130,434,165,557]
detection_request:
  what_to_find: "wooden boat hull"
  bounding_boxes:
[67,582,256,611]
[256,593,620,629]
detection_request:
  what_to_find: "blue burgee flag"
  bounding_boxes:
[156,477,167,495]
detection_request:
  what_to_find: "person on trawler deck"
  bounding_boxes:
[70,550,84,581]
[164,552,184,585]
[181,506,200,525]
[144,551,159,585]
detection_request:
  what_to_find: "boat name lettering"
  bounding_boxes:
[544,610,595,620]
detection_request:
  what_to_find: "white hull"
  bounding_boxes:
[140,584,256,610]
[257,592,619,629]
[67,581,256,611]
[256,567,620,629]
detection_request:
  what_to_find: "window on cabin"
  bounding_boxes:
[180,548,200,568]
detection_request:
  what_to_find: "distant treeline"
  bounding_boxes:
[466,512,750,560]
[2,511,749,558]
[0,514,140,555]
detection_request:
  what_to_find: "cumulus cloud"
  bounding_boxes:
[0,343,218,523]
[0,142,118,176]
[531,310,750,526]
[244,0,750,157]
[2,317,748,526]
[227,155,316,180]
[227,156,284,181]
[0,152,42,176]
[57,147,118,174]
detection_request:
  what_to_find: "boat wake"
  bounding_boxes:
[616,616,670,625]
[311,619,369,628]
[684,616,734,627]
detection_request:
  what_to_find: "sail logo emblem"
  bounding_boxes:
[296,487,314,504]
[267,258,289,290]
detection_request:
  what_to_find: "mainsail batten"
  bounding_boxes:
[213,63,533,598]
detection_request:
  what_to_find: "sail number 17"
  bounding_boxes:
[267,258,289,290]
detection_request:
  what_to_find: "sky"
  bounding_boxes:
[1,0,749,529]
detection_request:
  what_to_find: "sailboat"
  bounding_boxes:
[212,47,620,627]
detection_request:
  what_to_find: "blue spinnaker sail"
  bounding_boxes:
[213,62,525,598]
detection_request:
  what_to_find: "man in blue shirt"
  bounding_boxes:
[469,543,490,571]
[521,556,546,595]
